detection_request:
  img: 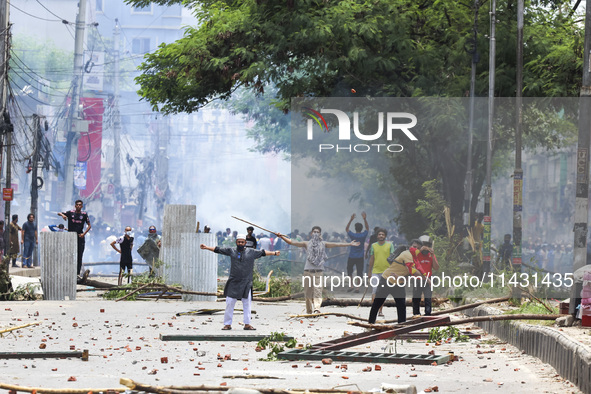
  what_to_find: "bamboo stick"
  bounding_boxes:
[0,321,41,335]
[349,313,565,330]
[0,382,125,393]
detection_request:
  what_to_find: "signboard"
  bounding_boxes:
[74,161,87,190]
[2,188,13,201]
[482,216,491,262]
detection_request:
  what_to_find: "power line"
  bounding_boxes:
[35,0,69,21]
[10,3,64,22]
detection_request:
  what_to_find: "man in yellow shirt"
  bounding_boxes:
[368,228,393,317]
[368,239,423,324]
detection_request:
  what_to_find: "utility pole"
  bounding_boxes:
[513,0,524,270]
[0,0,12,258]
[64,0,87,203]
[30,114,42,267]
[483,0,496,272]
[573,0,591,273]
[30,115,41,220]
[463,0,480,230]
[113,19,121,231]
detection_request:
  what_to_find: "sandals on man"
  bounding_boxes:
[243,324,256,331]
[222,325,232,330]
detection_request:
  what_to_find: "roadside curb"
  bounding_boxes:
[467,305,591,393]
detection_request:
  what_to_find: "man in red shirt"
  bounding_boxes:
[412,235,439,316]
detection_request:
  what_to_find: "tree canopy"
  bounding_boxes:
[128,0,583,237]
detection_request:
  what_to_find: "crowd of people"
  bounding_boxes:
[203,214,439,329]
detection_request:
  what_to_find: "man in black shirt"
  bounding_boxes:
[245,226,257,249]
[58,200,91,276]
[111,226,134,285]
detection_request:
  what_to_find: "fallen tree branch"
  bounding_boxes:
[254,292,304,302]
[115,282,153,301]
[76,277,116,289]
[349,313,566,330]
[517,287,555,314]
[431,296,512,315]
[115,283,221,302]
[0,382,125,393]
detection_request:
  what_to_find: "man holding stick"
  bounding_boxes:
[200,234,280,330]
[277,228,359,314]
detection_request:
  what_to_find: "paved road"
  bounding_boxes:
[0,300,583,393]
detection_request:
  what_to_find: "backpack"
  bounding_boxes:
[387,245,409,264]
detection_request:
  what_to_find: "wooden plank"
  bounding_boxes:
[159,334,294,342]
[277,349,450,365]
[0,350,88,361]
[311,315,451,350]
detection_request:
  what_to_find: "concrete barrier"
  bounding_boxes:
[468,306,591,393]
[160,204,196,285]
[40,232,77,300]
[179,233,217,302]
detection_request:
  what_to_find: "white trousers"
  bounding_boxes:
[224,290,252,326]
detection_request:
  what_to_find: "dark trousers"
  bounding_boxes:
[347,257,364,278]
[412,280,432,316]
[77,236,85,275]
[368,277,406,324]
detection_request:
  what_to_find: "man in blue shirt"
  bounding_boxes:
[345,212,369,293]
[21,214,38,268]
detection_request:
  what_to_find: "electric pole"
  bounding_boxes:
[483,0,496,271]
[0,0,12,258]
[113,18,121,231]
[513,0,524,270]
[30,114,42,267]
[64,0,87,203]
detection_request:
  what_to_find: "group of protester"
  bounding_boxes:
[200,213,439,330]
[0,213,39,271]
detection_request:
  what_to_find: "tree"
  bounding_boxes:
[128,0,583,238]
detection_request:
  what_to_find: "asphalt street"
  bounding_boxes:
[0,300,583,394]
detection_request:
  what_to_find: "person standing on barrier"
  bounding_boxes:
[200,234,280,330]
[58,200,91,277]
[277,228,359,314]
[368,239,423,324]
[412,235,439,316]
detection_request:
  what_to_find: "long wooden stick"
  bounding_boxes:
[0,382,125,393]
[0,321,41,335]
[120,378,378,394]
[289,311,397,323]
[231,216,279,236]
[430,296,511,315]
[349,313,565,330]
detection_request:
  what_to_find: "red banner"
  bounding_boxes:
[78,97,104,199]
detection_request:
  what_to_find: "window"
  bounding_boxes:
[96,0,103,12]
[131,38,151,54]
[131,3,153,14]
